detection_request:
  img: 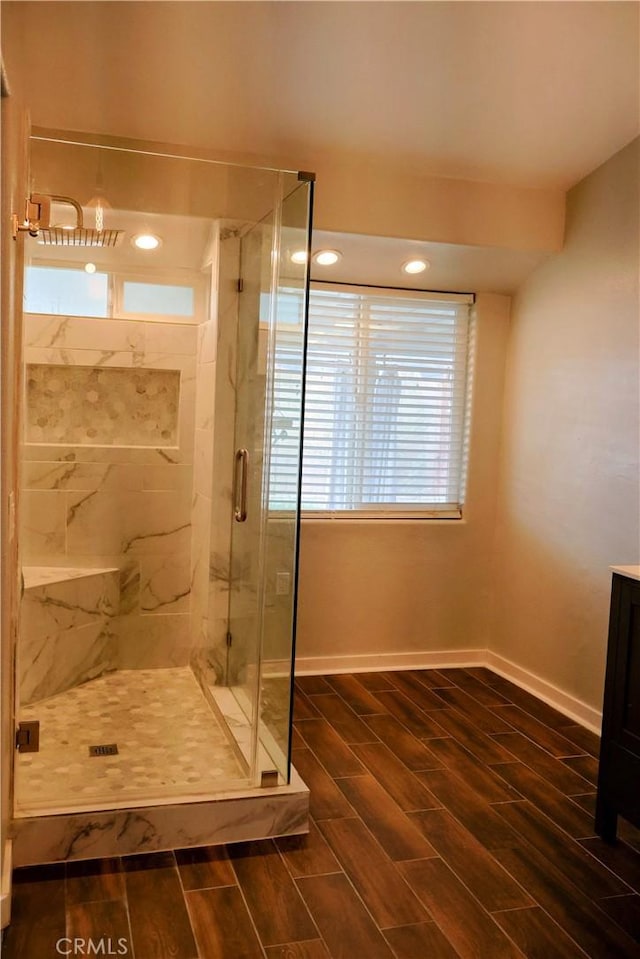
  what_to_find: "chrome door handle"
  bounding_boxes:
[233,448,249,522]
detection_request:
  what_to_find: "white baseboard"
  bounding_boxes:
[486,651,602,734]
[295,648,485,675]
[294,647,602,734]
[1,839,12,929]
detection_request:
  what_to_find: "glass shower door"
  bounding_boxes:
[227,178,312,781]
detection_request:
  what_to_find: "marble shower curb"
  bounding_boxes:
[11,769,309,867]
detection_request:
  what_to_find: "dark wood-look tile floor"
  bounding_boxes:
[4,667,640,958]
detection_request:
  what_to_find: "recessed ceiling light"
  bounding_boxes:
[290,249,308,265]
[132,233,162,251]
[402,259,429,275]
[84,263,97,274]
[313,249,342,266]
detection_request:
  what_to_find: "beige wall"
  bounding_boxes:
[490,138,640,711]
[296,293,511,662]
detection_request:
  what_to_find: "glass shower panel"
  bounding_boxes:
[225,177,312,782]
[224,212,275,770]
[258,182,312,779]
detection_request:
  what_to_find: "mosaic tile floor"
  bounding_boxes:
[15,667,248,815]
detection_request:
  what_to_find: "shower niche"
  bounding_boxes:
[11,134,313,864]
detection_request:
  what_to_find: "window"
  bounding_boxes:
[24,266,109,317]
[121,280,195,318]
[24,265,201,324]
[300,284,474,518]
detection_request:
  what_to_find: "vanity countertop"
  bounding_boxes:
[610,565,640,582]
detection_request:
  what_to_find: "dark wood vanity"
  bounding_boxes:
[596,566,640,841]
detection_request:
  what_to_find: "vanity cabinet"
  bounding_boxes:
[595,569,640,841]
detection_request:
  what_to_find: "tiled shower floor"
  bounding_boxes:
[15,667,248,816]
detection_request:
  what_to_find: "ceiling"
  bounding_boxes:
[4,1,639,191]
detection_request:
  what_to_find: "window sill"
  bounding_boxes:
[301,510,464,523]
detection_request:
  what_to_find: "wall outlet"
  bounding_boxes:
[275,572,291,596]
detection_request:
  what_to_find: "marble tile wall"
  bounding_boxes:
[20,312,198,689]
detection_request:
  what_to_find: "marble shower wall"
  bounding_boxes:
[20,312,198,682]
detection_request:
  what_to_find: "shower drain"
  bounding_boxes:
[89,743,119,757]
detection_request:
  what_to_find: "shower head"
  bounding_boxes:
[38,226,123,248]
[36,194,124,247]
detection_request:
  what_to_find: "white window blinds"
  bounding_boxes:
[298,284,474,517]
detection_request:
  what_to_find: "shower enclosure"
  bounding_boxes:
[10,133,313,861]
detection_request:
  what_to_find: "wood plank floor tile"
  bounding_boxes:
[296,718,365,777]
[123,851,198,959]
[571,792,597,814]
[450,671,512,707]
[265,942,332,959]
[410,808,533,911]
[229,839,318,946]
[65,857,125,905]
[325,673,388,713]
[436,666,491,686]
[1,865,66,959]
[580,837,640,895]
[488,678,574,730]
[399,857,524,959]
[276,820,342,878]
[319,818,429,928]
[490,731,594,795]
[427,707,517,764]
[434,685,515,734]
[292,726,306,749]
[372,689,450,738]
[427,736,522,803]
[66,900,133,956]
[383,921,460,958]
[494,844,640,959]
[384,671,450,710]
[297,675,332,695]
[351,742,442,811]
[494,801,631,899]
[350,671,396,692]
[297,873,395,959]
[492,906,588,959]
[489,761,597,838]
[417,768,521,849]
[336,774,439,861]
[598,894,640,942]
[294,687,321,720]
[307,693,378,744]
[363,713,444,771]
[558,724,601,758]
[175,844,236,890]
[413,668,457,688]
[490,705,585,757]
[185,885,264,959]
[290,748,355,820]
[562,755,599,786]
